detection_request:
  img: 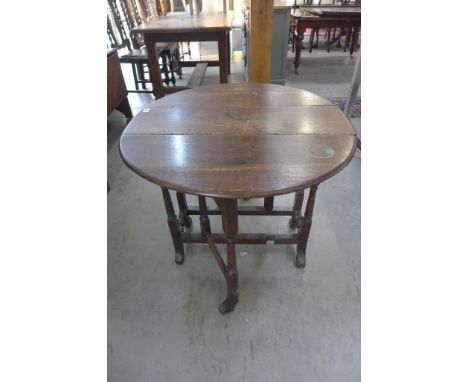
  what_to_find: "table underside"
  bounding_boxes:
[161,186,317,314]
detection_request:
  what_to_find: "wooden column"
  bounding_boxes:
[248,0,274,83]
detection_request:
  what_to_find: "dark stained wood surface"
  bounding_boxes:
[132,11,233,33]
[107,48,132,118]
[135,12,232,97]
[305,6,361,17]
[120,83,356,198]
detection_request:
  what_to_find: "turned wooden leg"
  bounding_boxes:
[296,186,318,268]
[137,63,146,89]
[215,198,239,314]
[350,27,360,56]
[176,192,192,229]
[289,190,304,229]
[291,24,296,53]
[337,28,343,48]
[131,63,139,90]
[161,54,170,86]
[161,188,185,264]
[344,27,351,52]
[198,196,211,238]
[264,196,274,212]
[294,25,305,74]
[309,28,314,53]
[326,27,332,53]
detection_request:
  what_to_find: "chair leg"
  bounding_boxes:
[161,54,170,86]
[309,28,315,53]
[326,28,332,53]
[131,63,139,91]
[137,63,146,89]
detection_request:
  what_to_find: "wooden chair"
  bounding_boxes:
[107,0,181,91]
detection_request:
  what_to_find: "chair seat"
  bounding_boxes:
[119,42,177,62]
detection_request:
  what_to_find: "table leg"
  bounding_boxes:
[264,196,274,212]
[215,198,239,314]
[293,24,305,74]
[143,34,165,99]
[296,186,317,268]
[161,188,185,264]
[289,190,304,229]
[227,31,231,75]
[350,27,360,56]
[344,27,351,52]
[198,196,212,238]
[176,192,192,229]
[217,31,229,83]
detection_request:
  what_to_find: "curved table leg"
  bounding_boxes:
[161,188,185,264]
[296,186,318,268]
[215,198,239,314]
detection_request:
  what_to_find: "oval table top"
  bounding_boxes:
[120,83,357,199]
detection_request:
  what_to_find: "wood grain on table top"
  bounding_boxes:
[120,84,356,198]
[132,11,233,34]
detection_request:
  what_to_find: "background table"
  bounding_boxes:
[132,12,233,98]
[291,7,361,73]
[120,83,357,313]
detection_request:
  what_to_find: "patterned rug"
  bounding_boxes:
[327,97,361,118]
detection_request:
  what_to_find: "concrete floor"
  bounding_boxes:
[108,43,361,382]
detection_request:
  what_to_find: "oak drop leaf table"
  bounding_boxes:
[120,83,357,314]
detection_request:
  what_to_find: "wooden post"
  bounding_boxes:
[248,0,274,83]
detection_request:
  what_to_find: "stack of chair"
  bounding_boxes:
[107,0,182,91]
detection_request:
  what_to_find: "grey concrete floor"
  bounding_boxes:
[108,43,361,382]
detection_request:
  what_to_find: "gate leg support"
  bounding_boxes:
[215,198,239,314]
[176,192,192,229]
[161,188,185,264]
[289,190,304,229]
[296,186,317,268]
[198,196,211,237]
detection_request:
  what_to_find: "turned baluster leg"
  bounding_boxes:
[176,192,192,229]
[309,28,315,53]
[131,63,139,90]
[264,196,274,212]
[137,62,146,89]
[215,198,239,314]
[289,190,304,229]
[161,188,185,264]
[296,186,318,268]
[290,23,296,53]
[344,27,351,52]
[350,27,360,56]
[198,196,211,238]
[294,24,306,74]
